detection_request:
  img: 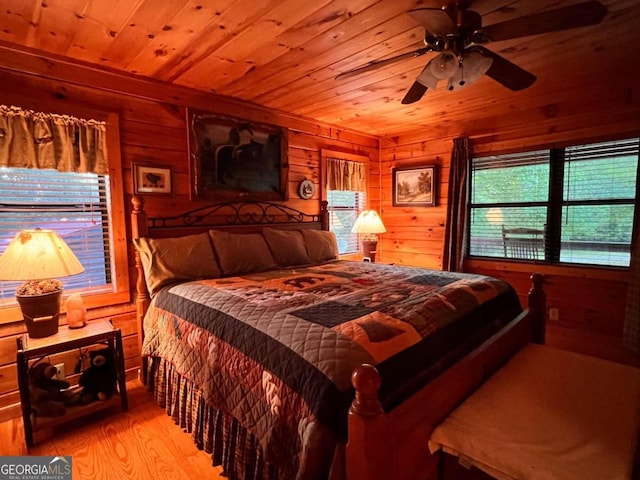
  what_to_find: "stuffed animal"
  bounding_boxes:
[79,347,118,404]
[28,361,76,417]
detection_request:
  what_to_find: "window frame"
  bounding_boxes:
[320,149,370,257]
[467,137,639,268]
[0,111,129,324]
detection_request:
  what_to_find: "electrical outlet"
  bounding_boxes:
[54,363,65,381]
[549,307,560,322]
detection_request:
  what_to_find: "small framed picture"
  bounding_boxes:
[133,163,173,195]
[392,165,436,207]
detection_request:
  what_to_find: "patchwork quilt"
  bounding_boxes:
[142,261,522,477]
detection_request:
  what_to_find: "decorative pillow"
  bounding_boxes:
[133,233,221,296]
[209,230,277,276]
[302,229,340,264]
[262,228,311,267]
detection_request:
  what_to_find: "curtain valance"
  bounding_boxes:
[0,105,108,175]
[325,157,366,191]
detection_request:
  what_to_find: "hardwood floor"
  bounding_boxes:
[0,380,226,480]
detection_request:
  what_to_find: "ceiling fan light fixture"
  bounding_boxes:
[429,51,459,80]
[448,51,493,90]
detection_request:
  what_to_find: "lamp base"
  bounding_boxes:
[362,239,379,263]
[16,290,62,338]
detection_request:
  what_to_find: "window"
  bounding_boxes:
[0,168,112,300]
[0,108,128,322]
[321,150,369,256]
[327,189,366,254]
[469,137,639,267]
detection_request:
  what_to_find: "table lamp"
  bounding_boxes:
[0,229,84,338]
[351,210,386,262]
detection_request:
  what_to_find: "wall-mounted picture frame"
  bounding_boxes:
[392,165,436,207]
[187,109,288,201]
[133,163,173,195]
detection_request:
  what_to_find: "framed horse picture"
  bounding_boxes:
[188,109,288,201]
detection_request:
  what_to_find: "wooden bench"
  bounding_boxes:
[428,344,640,480]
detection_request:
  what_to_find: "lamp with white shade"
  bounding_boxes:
[0,229,84,338]
[351,210,386,262]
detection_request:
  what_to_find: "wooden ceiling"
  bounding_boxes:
[1,0,638,136]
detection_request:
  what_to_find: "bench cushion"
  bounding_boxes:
[429,343,640,480]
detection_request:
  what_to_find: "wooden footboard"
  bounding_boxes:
[346,274,546,480]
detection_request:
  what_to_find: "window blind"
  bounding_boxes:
[0,167,112,300]
[560,138,638,266]
[327,189,365,254]
[468,137,639,267]
[469,150,549,259]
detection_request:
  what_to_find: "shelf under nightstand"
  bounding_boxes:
[16,319,128,447]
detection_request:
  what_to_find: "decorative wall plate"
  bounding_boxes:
[298,179,315,199]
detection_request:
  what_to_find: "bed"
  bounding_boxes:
[130,196,546,480]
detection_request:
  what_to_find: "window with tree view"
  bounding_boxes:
[469,137,639,267]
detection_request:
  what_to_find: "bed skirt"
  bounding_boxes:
[147,356,285,480]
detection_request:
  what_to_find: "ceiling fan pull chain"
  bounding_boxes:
[459,61,466,87]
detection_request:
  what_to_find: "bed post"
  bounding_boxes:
[528,273,546,344]
[320,200,330,231]
[131,195,151,383]
[347,364,391,480]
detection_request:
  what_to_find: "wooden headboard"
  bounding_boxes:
[130,195,329,379]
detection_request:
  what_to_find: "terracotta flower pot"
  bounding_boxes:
[16,290,62,338]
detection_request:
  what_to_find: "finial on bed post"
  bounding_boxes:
[350,364,383,417]
[131,196,151,383]
[347,364,390,480]
[320,200,330,231]
[528,273,546,344]
[131,196,148,236]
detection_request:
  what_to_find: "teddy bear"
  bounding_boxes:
[28,361,77,417]
[79,347,118,404]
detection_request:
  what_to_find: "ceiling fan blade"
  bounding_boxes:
[401,82,428,104]
[407,7,457,36]
[481,1,607,42]
[469,46,536,91]
[335,47,430,80]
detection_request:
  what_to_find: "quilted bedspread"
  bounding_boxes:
[142,260,521,478]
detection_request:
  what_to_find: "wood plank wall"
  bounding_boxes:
[378,86,640,341]
[0,42,637,419]
[0,47,378,420]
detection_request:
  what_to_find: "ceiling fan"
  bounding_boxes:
[335,1,608,104]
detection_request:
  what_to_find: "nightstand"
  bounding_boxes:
[16,319,128,447]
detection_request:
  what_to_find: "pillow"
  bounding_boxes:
[209,230,277,276]
[301,229,339,263]
[133,233,221,296]
[262,228,311,267]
